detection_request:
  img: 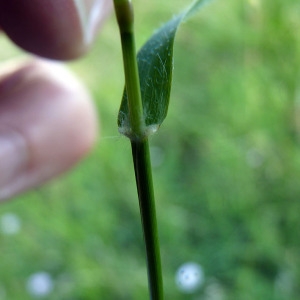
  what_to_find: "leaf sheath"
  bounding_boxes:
[131,140,164,300]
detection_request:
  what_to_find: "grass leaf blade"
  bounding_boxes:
[118,0,211,137]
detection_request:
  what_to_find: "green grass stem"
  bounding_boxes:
[113,0,145,139]
[113,1,164,299]
[131,140,163,300]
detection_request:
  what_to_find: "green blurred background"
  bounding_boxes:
[1,0,300,299]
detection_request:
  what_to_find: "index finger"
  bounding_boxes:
[0,0,112,60]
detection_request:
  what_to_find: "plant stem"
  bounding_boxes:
[113,1,164,299]
[131,139,163,300]
[113,0,145,138]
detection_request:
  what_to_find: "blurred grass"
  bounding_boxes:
[1,0,300,299]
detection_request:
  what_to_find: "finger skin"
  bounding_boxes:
[0,0,112,60]
[0,59,98,200]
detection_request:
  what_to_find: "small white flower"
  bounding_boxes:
[175,262,204,293]
[26,272,53,297]
[0,213,21,235]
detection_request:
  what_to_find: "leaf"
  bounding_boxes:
[118,0,211,137]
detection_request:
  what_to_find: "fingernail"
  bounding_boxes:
[0,129,28,200]
[73,0,108,45]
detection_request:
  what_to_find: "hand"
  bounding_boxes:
[0,0,112,201]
